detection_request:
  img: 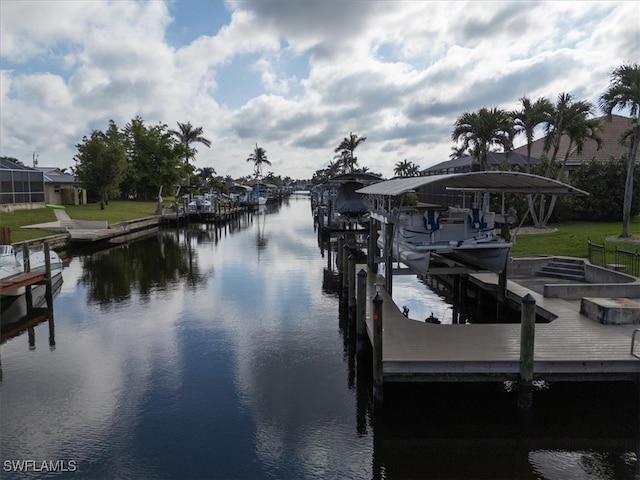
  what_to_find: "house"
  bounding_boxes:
[36,166,86,205]
[423,114,632,177]
[0,158,46,212]
[423,151,533,175]
[511,114,632,175]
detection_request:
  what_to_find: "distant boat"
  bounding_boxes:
[320,173,382,227]
[0,244,64,296]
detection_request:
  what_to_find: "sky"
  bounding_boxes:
[1,0,638,180]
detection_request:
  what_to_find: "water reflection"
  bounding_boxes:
[0,195,638,480]
[78,233,210,306]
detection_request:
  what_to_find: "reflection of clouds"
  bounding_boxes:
[391,275,450,323]
[1,256,185,474]
[2,197,373,478]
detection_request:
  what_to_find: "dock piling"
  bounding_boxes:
[372,291,384,408]
[348,254,356,322]
[43,242,53,311]
[356,269,367,350]
[518,293,536,411]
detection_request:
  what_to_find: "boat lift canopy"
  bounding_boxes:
[356,171,589,197]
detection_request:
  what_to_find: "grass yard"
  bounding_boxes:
[2,201,640,264]
[1,201,158,243]
[510,218,640,262]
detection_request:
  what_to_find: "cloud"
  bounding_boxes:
[1,0,637,178]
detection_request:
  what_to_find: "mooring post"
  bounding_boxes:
[497,262,508,321]
[342,243,350,297]
[348,254,356,322]
[356,269,368,350]
[337,236,344,275]
[43,242,53,311]
[22,243,33,312]
[384,223,394,296]
[518,293,536,411]
[372,292,384,408]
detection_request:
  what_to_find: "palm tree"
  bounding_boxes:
[334,132,367,173]
[513,96,554,174]
[452,107,513,171]
[169,121,212,170]
[247,143,271,177]
[512,96,555,226]
[394,159,421,177]
[537,93,602,227]
[600,63,640,238]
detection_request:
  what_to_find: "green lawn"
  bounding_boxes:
[2,201,640,263]
[1,201,158,243]
[510,218,640,261]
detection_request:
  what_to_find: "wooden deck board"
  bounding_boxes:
[0,272,47,295]
[360,265,640,381]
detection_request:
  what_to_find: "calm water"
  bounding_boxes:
[1,195,638,480]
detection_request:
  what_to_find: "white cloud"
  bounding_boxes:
[1,0,638,178]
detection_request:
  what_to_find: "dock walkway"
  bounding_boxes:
[360,266,640,383]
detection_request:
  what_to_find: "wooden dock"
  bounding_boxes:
[358,266,640,384]
[0,271,48,296]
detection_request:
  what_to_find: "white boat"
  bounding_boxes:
[0,245,64,296]
[358,171,589,275]
[380,205,512,274]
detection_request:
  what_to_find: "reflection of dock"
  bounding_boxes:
[1,245,60,345]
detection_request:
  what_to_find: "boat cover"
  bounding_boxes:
[335,181,370,215]
[356,171,589,196]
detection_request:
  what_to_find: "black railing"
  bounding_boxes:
[587,238,605,267]
[614,247,640,277]
[587,238,640,277]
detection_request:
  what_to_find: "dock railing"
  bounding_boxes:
[587,238,640,276]
[587,238,605,267]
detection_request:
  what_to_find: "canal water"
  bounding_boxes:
[1,195,638,479]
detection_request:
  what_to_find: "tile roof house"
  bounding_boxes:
[511,114,633,173]
[422,114,633,176]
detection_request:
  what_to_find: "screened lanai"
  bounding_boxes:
[0,158,45,207]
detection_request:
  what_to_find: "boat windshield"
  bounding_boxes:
[0,245,15,256]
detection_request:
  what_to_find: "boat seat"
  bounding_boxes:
[423,210,440,231]
[468,208,488,229]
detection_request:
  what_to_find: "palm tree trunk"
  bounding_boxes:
[621,130,640,237]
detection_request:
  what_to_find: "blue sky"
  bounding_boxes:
[1,0,638,179]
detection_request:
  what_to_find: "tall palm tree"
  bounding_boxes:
[334,132,367,173]
[513,96,554,174]
[452,107,513,171]
[600,63,640,238]
[247,143,271,177]
[537,93,602,226]
[169,121,212,170]
[512,96,555,226]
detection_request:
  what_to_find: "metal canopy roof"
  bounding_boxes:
[356,171,589,196]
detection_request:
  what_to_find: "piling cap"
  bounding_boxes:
[357,268,367,277]
[522,293,536,305]
[373,292,383,304]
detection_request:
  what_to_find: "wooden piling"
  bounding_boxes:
[384,223,394,296]
[372,292,384,407]
[43,242,53,311]
[367,216,377,273]
[22,243,33,311]
[518,293,536,410]
[356,268,367,346]
[347,254,356,322]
